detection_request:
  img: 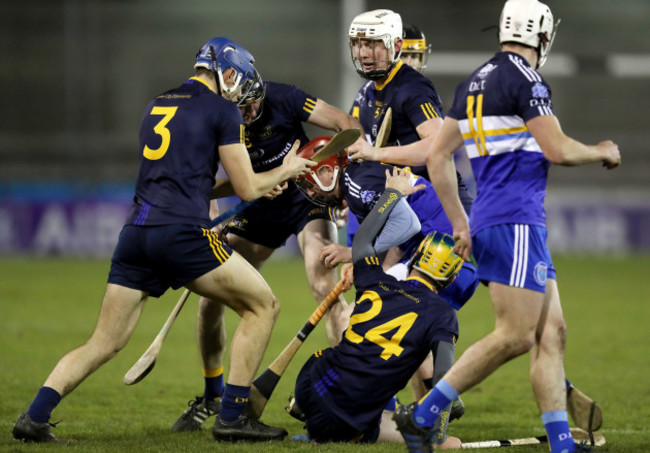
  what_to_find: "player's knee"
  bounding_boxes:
[500,331,536,358]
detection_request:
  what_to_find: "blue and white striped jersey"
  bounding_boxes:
[447,52,554,234]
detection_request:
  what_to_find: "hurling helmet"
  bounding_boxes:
[294,136,349,207]
[499,0,560,69]
[194,37,265,105]
[409,231,463,290]
[402,24,431,72]
[348,9,403,80]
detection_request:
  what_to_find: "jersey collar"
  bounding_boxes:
[375,60,403,91]
[405,276,435,292]
[189,76,216,93]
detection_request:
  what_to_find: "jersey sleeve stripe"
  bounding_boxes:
[303,97,317,114]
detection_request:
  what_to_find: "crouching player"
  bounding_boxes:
[290,167,462,449]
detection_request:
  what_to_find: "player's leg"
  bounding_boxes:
[171,297,227,432]
[171,232,277,431]
[297,218,349,345]
[186,252,287,441]
[529,278,581,452]
[14,284,147,443]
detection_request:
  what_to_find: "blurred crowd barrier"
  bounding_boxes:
[1,183,648,257]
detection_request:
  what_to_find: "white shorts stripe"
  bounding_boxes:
[509,225,520,286]
[510,224,530,287]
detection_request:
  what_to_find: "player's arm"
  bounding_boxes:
[426,117,472,261]
[351,168,421,262]
[375,116,443,166]
[307,98,361,132]
[526,115,621,169]
[217,142,314,201]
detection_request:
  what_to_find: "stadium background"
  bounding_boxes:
[1,0,649,256]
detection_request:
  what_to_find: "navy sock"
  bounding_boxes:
[414,379,458,428]
[422,377,434,390]
[220,384,250,422]
[542,410,575,453]
[26,387,61,424]
[203,367,224,402]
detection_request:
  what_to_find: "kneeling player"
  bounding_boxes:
[291,167,462,449]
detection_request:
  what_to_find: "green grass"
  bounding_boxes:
[1,255,649,452]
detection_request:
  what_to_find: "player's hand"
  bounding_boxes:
[320,243,352,269]
[263,182,288,199]
[599,140,621,169]
[452,227,472,262]
[283,140,316,179]
[334,206,348,229]
[347,137,379,161]
[340,263,354,290]
[385,167,425,196]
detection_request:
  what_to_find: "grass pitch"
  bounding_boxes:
[1,255,649,452]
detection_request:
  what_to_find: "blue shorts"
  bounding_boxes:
[108,224,232,297]
[294,353,380,444]
[473,224,556,293]
[225,183,335,249]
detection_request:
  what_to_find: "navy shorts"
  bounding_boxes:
[473,224,556,293]
[225,183,335,249]
[294,353,380,444]
[108,224,232,297]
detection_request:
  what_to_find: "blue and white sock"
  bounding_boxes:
[413,379,459,428]
[542,410,575,453]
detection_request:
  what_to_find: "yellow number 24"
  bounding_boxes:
[344,290,418,360]
[143,106,178,160]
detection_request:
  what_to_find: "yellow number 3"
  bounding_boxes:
[143,106,178,160]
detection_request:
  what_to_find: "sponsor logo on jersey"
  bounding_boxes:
[532,82,549,99]
[478,63,497,79]
[360,189,378,204]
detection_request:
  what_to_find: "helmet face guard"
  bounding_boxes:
[408,232,463,290]
[348,9,403,80]
[195,37,265,105]
[295,136,349,208]
[498,0,560,69]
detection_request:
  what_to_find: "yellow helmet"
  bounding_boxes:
[410,232,463,289]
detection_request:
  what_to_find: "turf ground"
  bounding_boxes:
[1,255,649,452]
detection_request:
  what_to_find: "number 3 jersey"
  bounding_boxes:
[447,51,555,235]
[308,257,458,433]
[126,77,243,227]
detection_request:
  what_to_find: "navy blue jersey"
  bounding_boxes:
[308,258,458,432]
[126,78,243,227]
[245,81,315,173]
[341,161,452,238]
[447,52,554,234]
[351,61,444,177]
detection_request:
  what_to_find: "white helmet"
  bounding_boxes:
[348,9,402,80]
[499,0,560,69]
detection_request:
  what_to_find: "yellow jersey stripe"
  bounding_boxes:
[420,104,432,120]
[461,125,528,140]
[303,97,317,114]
